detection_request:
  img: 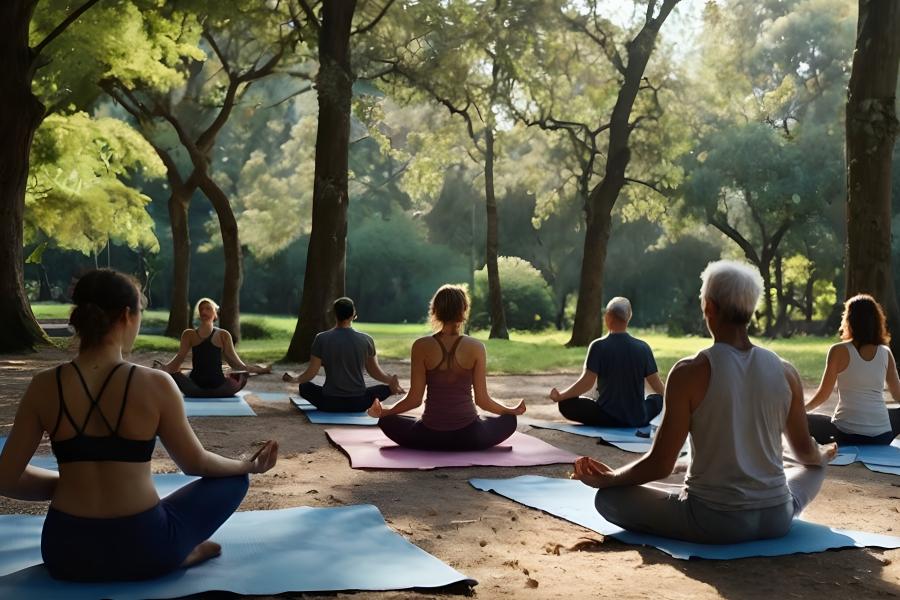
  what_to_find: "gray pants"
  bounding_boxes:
[594,464,826,544]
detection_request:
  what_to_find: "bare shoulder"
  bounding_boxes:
[462,335,485,352]
[669,352,710,380]
[26,365,62,397]
[827,342,848,358]
[180,329,197,341]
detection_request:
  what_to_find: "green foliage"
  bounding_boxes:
[26,112,165,256]
[471,257,555,331]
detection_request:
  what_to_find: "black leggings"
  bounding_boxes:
[299,382,392,413]
[807,408,900,445]
[378,414,517,451]
[171,372,248,398]
[558,394,663,428]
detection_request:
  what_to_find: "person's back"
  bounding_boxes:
[421,334,478,431]
[685,344,791,510]
[313,327,374,397]
[590,333,658,426]
[833,342,892,436]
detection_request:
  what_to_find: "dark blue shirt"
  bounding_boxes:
[585,332,658,427]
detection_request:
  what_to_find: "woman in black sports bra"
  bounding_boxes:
[0,269,278,582]
[157,297,270,398]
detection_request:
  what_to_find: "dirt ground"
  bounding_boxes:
[1,348,899,600]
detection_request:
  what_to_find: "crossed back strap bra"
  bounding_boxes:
[50,362,155,464]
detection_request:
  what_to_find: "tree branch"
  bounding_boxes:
[708,210,762,266]
[293,0,321,32]
[624,176,664,196]
[33,0,104,58]
[352,0,396,36]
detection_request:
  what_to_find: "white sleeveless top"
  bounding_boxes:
[684,344,792,511]
[832,342,892,436]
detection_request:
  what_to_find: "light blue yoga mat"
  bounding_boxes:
[184,397,256,417]
[182,390,247,402]
[527,421,651,453]
[0,505,474,598]
[470,475,900,560]
[290,396,377,426]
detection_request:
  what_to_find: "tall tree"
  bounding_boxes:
[286,0,396,362]
[0,0,103,352]
[845,0,900,357]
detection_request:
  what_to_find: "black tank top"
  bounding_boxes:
[189,328,225,388]
[50,362,155,463]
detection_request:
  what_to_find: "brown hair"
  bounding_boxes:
[840,294,891,347]
[69,269,142,351]
[429,284,470,330]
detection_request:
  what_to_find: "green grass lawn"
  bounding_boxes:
[30,302,830,381]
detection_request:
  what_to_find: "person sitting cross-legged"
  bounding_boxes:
[367,284,525,451]
[284,297,404,412]
[573,261,836,544]
[156,297,270,398]
[550,297,664,428]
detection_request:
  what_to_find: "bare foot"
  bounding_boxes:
[181,540,222,568]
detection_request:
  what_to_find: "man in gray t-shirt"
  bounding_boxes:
[284,297,404,412]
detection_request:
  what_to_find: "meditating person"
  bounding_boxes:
[0,269,278,582]
[157,297,270,398]
[805,294,900,445]
[284,297,404,412]
[573,260,836,544]
[367,284,526,451]
[549,297,664,428]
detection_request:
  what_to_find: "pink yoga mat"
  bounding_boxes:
[325,428,578,470]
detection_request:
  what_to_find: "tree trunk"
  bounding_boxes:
[0,1,50,352]
[37,263,52,301]
[198,175,243,343]
[286,1,355,362]
[760,262,775,337]
[568,1,679,346]
[484,128,508,339]
[845,0,900,360]
[165,186,193,336]
[804,275,814,323]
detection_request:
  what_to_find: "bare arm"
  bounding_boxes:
[290,356,323,385]
[373,340,427,417]
[784,361,835,466]
[550,368,597,402]
[805,345,845,412]
[156,371,276,475]
[886,350,900,404]
[221,330,270,374]
[365,354,405,394]
[472,343,525,416]
[158,330,193,373]
[0,375,58,501]
[646,371,665,396]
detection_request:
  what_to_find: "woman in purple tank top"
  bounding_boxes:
[368,285,525,451]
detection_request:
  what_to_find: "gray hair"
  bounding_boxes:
[699,260,763,325]
[605,296,632,323]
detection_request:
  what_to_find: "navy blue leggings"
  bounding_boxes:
[299,382,391,412]
[378,414,517,451]
[558,394,663,428]
[807,409,899,445]
[172,372,248,398]
[41,475,249,582]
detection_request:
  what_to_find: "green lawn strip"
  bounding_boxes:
[31,303,831,380]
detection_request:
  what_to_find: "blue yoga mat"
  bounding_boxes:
[290,396,377,426]
[184,397,256,417]
[0,505,474,598]
[865,463,900,476]
[469,475,900,560]
[527,421,651,453]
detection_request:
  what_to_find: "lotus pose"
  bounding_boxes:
[157,298,270,398]
[0,269,278,582]
[573,261,835,544]
[368,285,525,451]
[805,294,900,445]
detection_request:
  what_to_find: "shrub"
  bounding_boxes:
[471,257,555,331]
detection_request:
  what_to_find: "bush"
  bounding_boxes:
[471,257,555,331]
[240,318,276,340]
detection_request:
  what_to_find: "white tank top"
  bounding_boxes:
[684,344,792,510]
[833,342,892,436]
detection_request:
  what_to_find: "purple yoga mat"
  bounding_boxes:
[325,428,578,470]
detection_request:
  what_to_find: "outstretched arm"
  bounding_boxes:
[221,330,270,374]
[473,343,525,416]
[287,356,323,385]
[785,361,836,466]
[0,375,58,501]
[646,372,665,396]
[157,331,193,374]
[805,345,845,412]
[365,355,405,395]
[550,367,597,402]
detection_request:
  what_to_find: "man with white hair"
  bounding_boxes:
[572,260,835,544]
[549,296,665,428]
